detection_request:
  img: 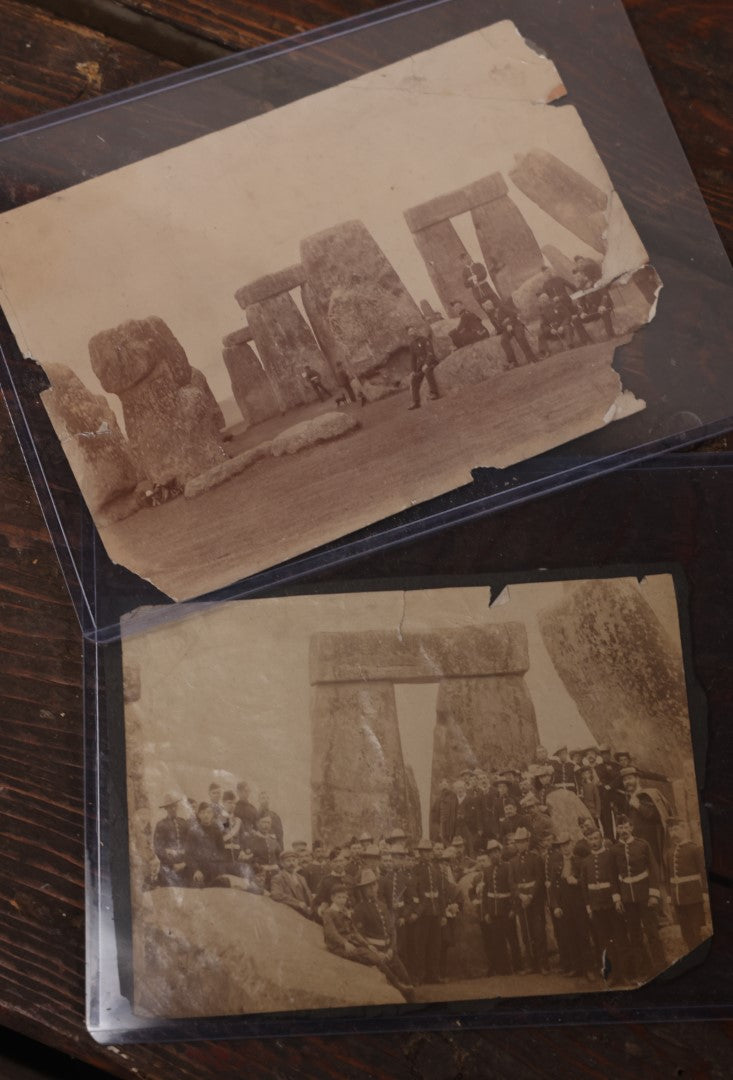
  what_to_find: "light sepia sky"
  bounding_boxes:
[0,21,642,416]
[123,574,682,842]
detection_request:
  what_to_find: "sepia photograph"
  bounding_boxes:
[0,21,660,602]
[118,571,709,1019]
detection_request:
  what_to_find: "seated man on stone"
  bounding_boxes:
[574,272,616,339]
[448,300,490,350]
[328,872,418,997]
[184,802,229,887]
[270,850,314,918]
[340,871,415,1001]
[247,812,282,890]
[153,793,189,887]
[257,790,284,849]
[481,294,537,366]
[312,847,350,922]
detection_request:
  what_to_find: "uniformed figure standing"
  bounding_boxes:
[611,815,666,981]
[666,818,709,951]
[381,843,414,973]
[406,325,440,410]
[552,747,577,792]
[410,838,449,984]
[153,793,189,887]
[548,834,594,977]
[509,826,548,973]
[579,827,626,983]
[476,839,515,975]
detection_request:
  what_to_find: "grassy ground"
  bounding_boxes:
[101,341,629,599]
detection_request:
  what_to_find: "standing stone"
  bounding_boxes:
[244,293,331,412]
[411,219,487,318]
[435,674,539,783]
[222,328,280,427]
[89,317,226,486]
[510,149,608,254]
[301,281,340,366]
[538,579,694,784]
[41,362,142,524]
[542,245,577,284]
[430,712,479,801]
[468,173,545,298]
[311,681,412,848]
[190,368,226,431]
[404,764,422,842]
[301,220,424,378]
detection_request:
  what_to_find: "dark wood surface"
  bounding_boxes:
[0,0,732,1076]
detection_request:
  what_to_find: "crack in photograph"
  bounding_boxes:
[0,21,662,601]
[118,572,709,1018]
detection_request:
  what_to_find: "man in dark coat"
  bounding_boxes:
[270,850,313,918]
[409,838,450,984]
[619,767,667,872]
[612,815,666,980]
[482,295,537,366]
[246,812,282,889]
[448,301,490,350]
[351,869,414,997]
[509,827,548,973]
[184,802,228,886]
[475,839,516,975]
[579,827,626,984]
[547,834,594,976]
[153,793,189,887]
[257,791,284,848]
[233,780,258,833]
[460,253,501,310]
[406,324,440,410]
[301,363,329,401]
[431,778,458,843]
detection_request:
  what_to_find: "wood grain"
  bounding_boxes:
[0,0,732,1076]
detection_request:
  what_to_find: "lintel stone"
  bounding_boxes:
[404,173,507,233]
[310,624,528,684]
[235,264,307,308]
[222,327,254,347]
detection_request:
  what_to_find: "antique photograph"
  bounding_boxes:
[119,572,709,1018]
[0,21,660,602]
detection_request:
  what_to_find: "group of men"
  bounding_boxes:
[406,252,617,409]
[150,745,707,1001]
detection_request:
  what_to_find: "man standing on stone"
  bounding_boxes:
[612,815,666,981]
[301,363,330,402]
[431,778,457,843]
[619,767,667,873]
[448,301,490,351]
[459,252,501,311]
[248,812,282,890]
[153,794,189,887]
[406,324,440,410]
[552,747,577,792]
[234,780,258,833]
[257,791,284,849]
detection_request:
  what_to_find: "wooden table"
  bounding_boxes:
[0,1,731,1076]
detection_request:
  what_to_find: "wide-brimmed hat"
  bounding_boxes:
[513,827,531,841]
[159,792,180,809]
[416,838,433,852]
[354,868,378,887]
[619,766,638,778]
[485,839,502,852]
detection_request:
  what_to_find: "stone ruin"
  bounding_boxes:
[309,623,538,847]
[89,316,226,486]
[221,326,280,428]
[41,362,143,526]
[510,149,608,255]
[538,578,696,813]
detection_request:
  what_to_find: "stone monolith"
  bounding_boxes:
[222,328,280,426]
[510,149,608,253]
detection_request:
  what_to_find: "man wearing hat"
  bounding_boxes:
[311,847,349,922]
[322,878,414,1001]
[410,837,450,984]
[547,834,593,977]
[184,801,229,887]
[431,779,458,845]
[552,747,577,791]
[247,813,282,890]
[452,779,476,855]
[666,818,709,952]
[153,793,189,887]
[578,827,625,984]
[475,839,516,975]
[380,843,415,972]
[385,827,408,849]
[596,747,622,839]
[508,826,548,974]
[619,767,667,872]
[270,850,313,919]
[612,815,666,980]
[351,869,415,998]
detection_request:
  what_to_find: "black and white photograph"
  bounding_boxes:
[0,21,660,601]
[119,572,709,1019]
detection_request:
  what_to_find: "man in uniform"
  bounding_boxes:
[311,848,349,921]
[301,363,330,402]
[579,827,625,984]
[380,842,414,972]
[184,802,228,887]
[351,869,415,998]
[409,837,450,984]
[611,815,666,981]
[233,780,258,833]
[548,833,594,978]
[509,826,548,974]
[475,839,515,975]
[448,300,490,350]
[248,812,282,890]
[482,294,537,366]
[459,252,501,310]
[270,850,313,919]
[552,747,577,791]
[406,324,440,410]
[619,767,666,873]
[323,880,414,1001]
[594,746,621,839]
[667,818,709,951]
[153,793,189,887]
[257,791,284,849]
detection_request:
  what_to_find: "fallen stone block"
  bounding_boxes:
[184,442,273,498]
[270,411,360,457]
